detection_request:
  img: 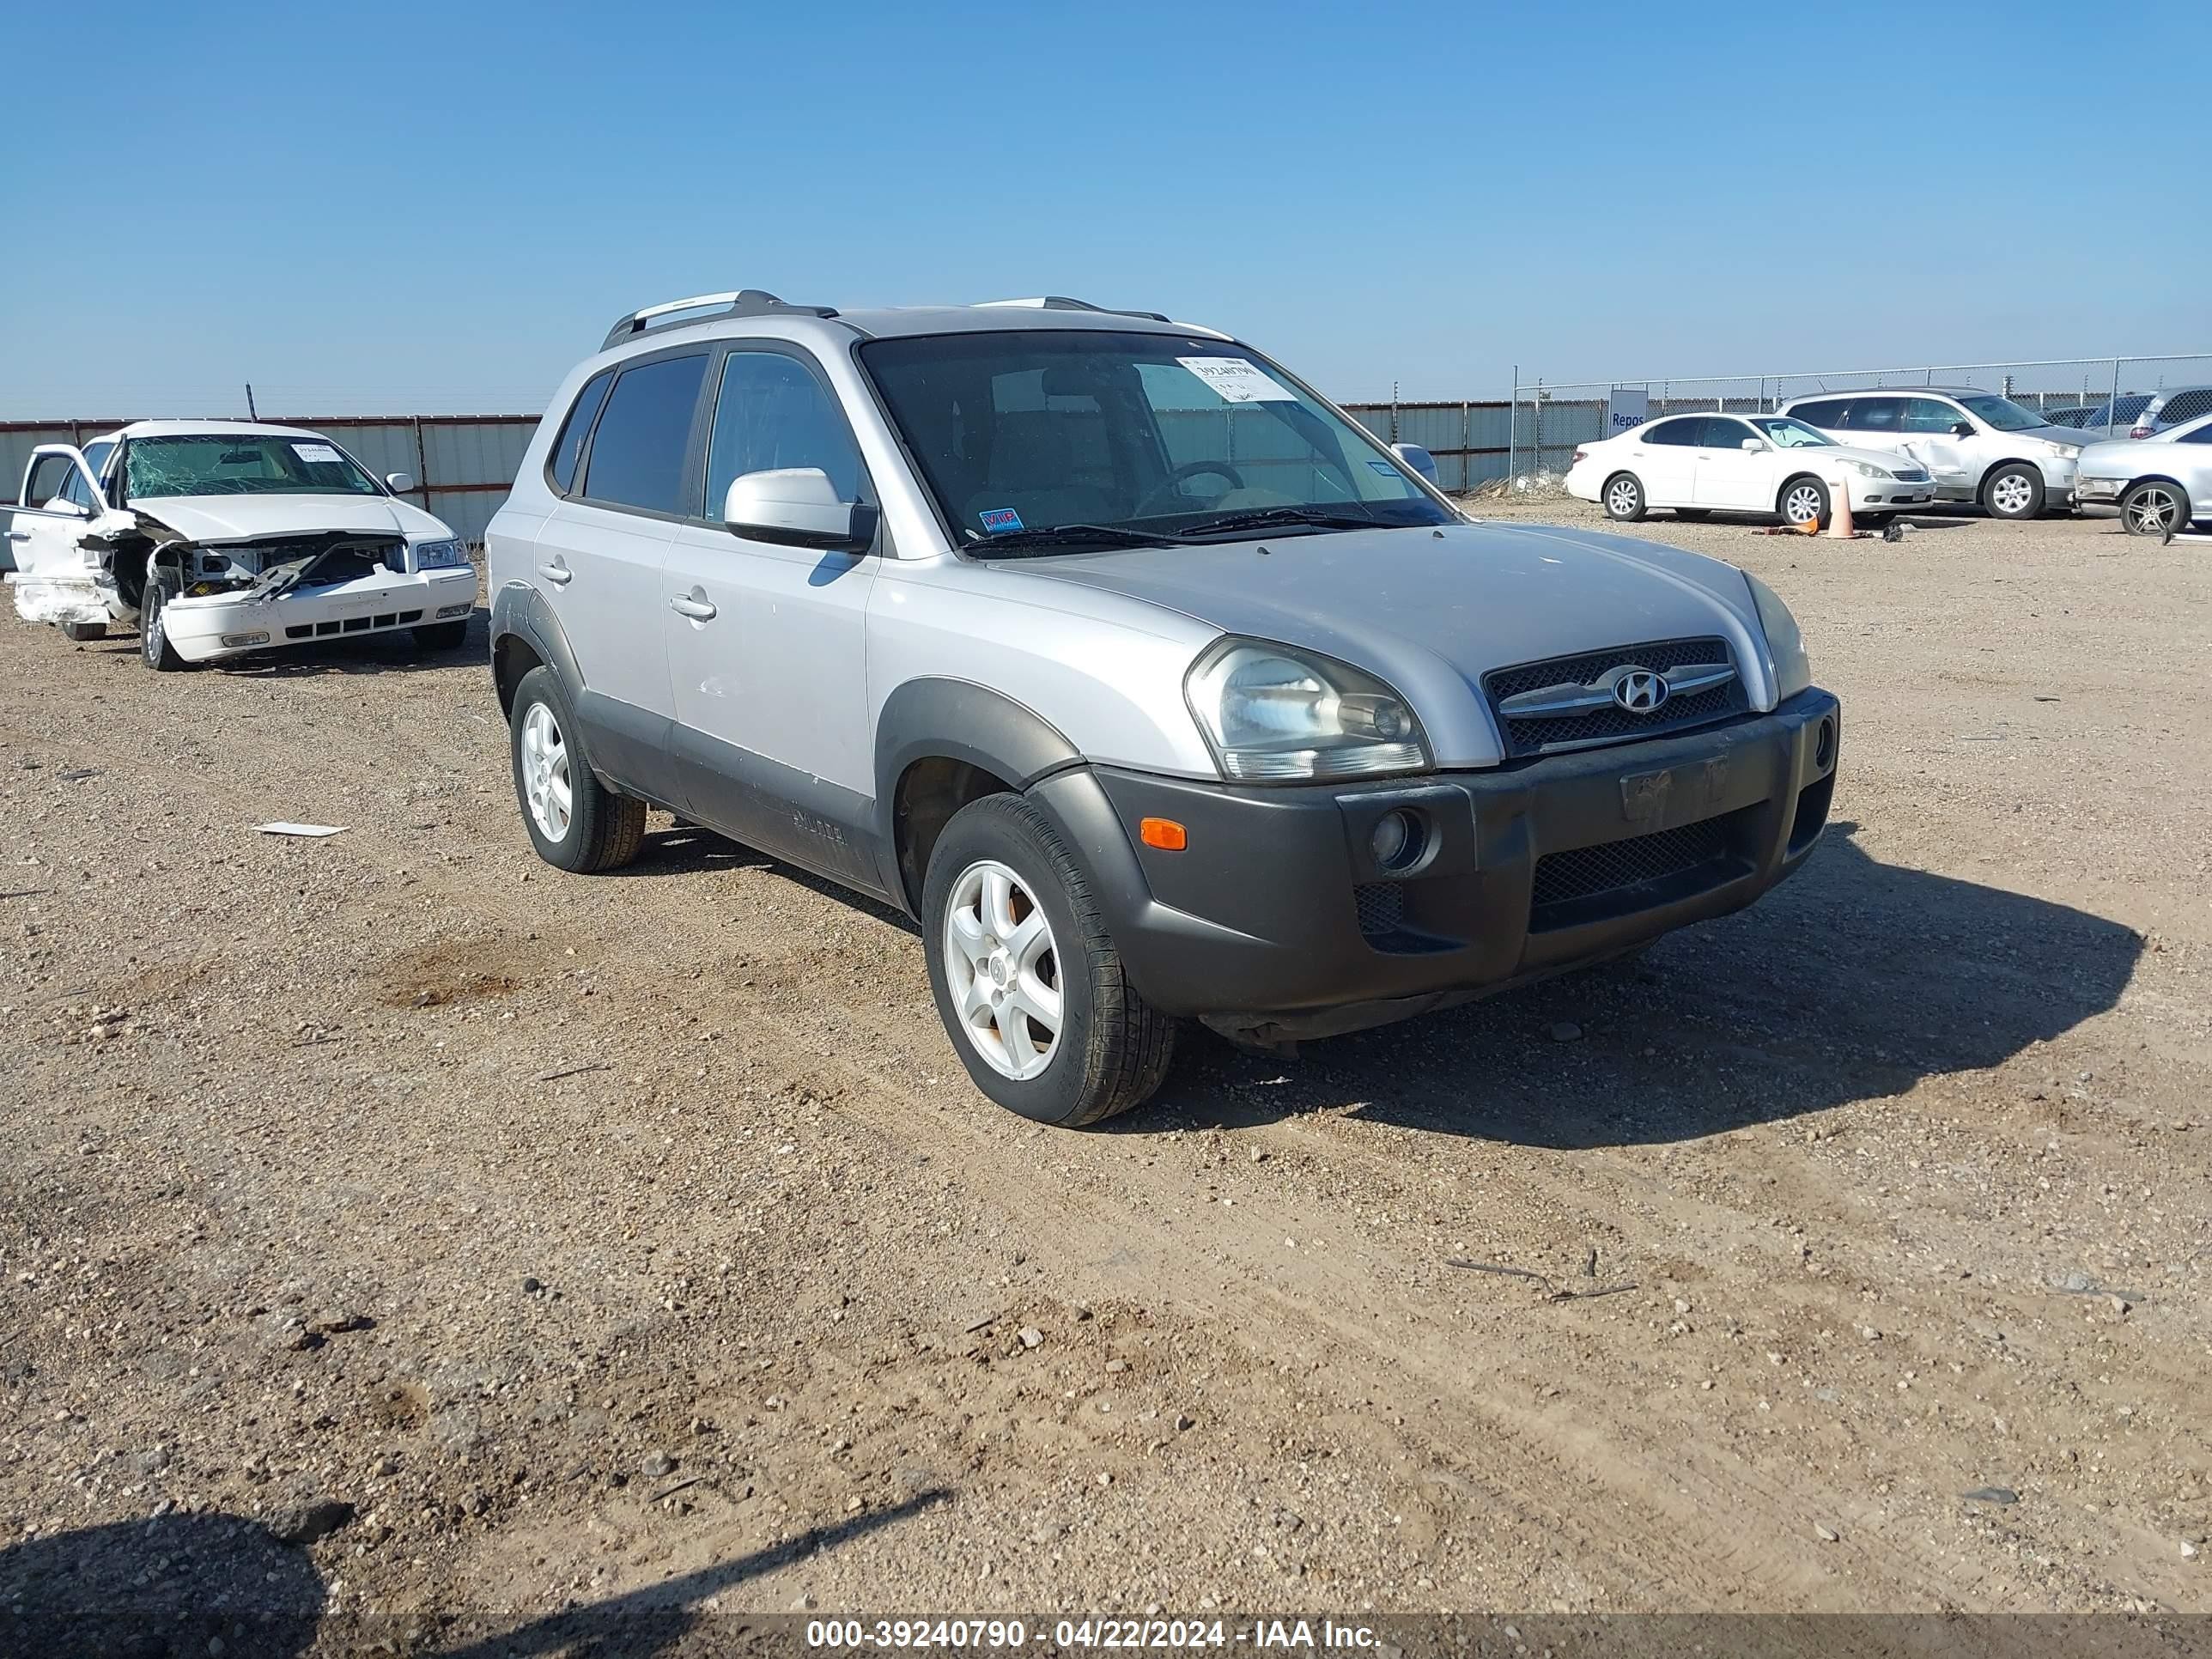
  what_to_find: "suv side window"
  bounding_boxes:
[580,353,709,516]
[1790,399,1846,428]
[703,349,867,516]
[1899,398,1964,434]
[549,368,615,495]
[1644,417,1704,446]
[1848,397,1903,434]
[2158,388,2212,428]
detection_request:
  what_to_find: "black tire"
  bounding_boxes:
[1778,475,1830,529]
[60,622,106,642]
[412,619,470,652]
[2119,478,2192,538]
[139,577,189,672]
[1982,463,2045,520]
[1672,507,1711,521]
[921,793,1175,1127]
[507,665,645,873]
[1601,473,1647,522]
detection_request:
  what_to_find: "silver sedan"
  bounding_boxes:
[2073,411,2212,538]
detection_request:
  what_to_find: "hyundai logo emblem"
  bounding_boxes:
[1613,669,1669,714]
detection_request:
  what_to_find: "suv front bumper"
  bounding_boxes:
[1033,689,1839,1043]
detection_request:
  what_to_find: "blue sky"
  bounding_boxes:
[4,0,2204,416]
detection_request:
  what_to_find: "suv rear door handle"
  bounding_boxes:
[4,529,29,542]
[536,557,573,585]
[669,591,717,622]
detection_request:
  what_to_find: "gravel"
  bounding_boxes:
[2,503,2208,1628]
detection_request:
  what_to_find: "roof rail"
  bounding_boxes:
[977,295,1174,324]
[601,289,839,352]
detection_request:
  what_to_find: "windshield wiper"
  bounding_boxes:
[962,524,1196,556]
[1170,506,1384,539]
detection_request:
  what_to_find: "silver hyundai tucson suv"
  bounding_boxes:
[487,291,1840,1127]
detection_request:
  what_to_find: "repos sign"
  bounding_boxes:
[1607,387,1649,434]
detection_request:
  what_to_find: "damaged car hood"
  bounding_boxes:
[130,493,446,544]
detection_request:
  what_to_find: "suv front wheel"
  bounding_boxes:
[1983,464,2045,520]
[507,666,646,872]
[921,793,1175,1127]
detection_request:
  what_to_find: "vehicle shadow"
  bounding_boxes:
[1663,511,1976,533]
[1134,821,2142,1148]
[0,1492,948,1658]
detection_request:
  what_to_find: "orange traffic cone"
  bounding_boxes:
[1824,474,1856,538]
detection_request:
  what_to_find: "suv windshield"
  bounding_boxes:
[1747,416,1832,447]
[859,331,1452,551]
[1953,394,2045,434]
[124,434,382,499]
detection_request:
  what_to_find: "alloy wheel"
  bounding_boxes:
[520,701,573,842]
[942,859,1063,1081]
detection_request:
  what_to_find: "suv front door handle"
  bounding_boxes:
[536,557,573,586]
[669,591,717,623]
[4,529,29,542]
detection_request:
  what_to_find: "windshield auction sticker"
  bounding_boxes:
[290,443,345,465]
[1177,356,1297,404]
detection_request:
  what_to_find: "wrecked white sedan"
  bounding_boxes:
[5,420,477,670]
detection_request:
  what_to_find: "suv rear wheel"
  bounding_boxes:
[921,793,1175,1127]
[508,665,645,872]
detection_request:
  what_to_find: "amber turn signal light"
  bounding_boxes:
[1139,817,1188,851]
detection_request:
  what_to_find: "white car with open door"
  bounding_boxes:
[4,420,476,669]
[1564,411,1936,529]
[1775,387,2082,519]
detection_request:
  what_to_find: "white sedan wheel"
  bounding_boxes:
[941,859,1063,1082]
[1783,482,1826,525]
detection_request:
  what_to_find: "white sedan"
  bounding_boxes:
[1565,412,1937,528]
[6,420,476,670]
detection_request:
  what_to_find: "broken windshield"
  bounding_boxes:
[124,434,382,499]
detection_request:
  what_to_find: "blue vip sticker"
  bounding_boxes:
[1367,459,1399,475]
[978,507,1024,534]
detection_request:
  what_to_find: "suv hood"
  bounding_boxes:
[1007,519,1774,769]
[127,492,449,544]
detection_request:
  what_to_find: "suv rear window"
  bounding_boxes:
[549,368,614,495]
[1789,399,1848,428]
[2157,388,2212,428]
[581,354,708,515]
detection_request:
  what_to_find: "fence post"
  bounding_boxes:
[1534,380,1544,475]
[2109,357,2122,427]
[1460,400,1470,494]
[1507,366,1518,483]
[412,416,432,509]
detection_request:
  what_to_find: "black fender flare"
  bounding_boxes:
[489,580,584,717]
[872,678,1086,903]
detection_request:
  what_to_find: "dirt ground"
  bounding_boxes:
[2,500,2208,1649]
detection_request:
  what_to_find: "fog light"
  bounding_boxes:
[1815,717,1836,771]
[435,603,471,619]
[1370,808,1423,870]
[220,631,270,647]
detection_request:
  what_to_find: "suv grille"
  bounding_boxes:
[1483,636,1747,757]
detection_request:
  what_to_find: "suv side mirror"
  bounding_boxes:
[1390,442,1438,484]
[386,471,416,494]
[724,467,878,553]
[1950,421,1974,438]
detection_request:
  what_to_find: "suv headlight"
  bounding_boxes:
[1184,640,1430,782]
[1840,459,1894,479]
[411,537,467,570]
[1745,574,1812,702]
[2046,441,2083,458]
